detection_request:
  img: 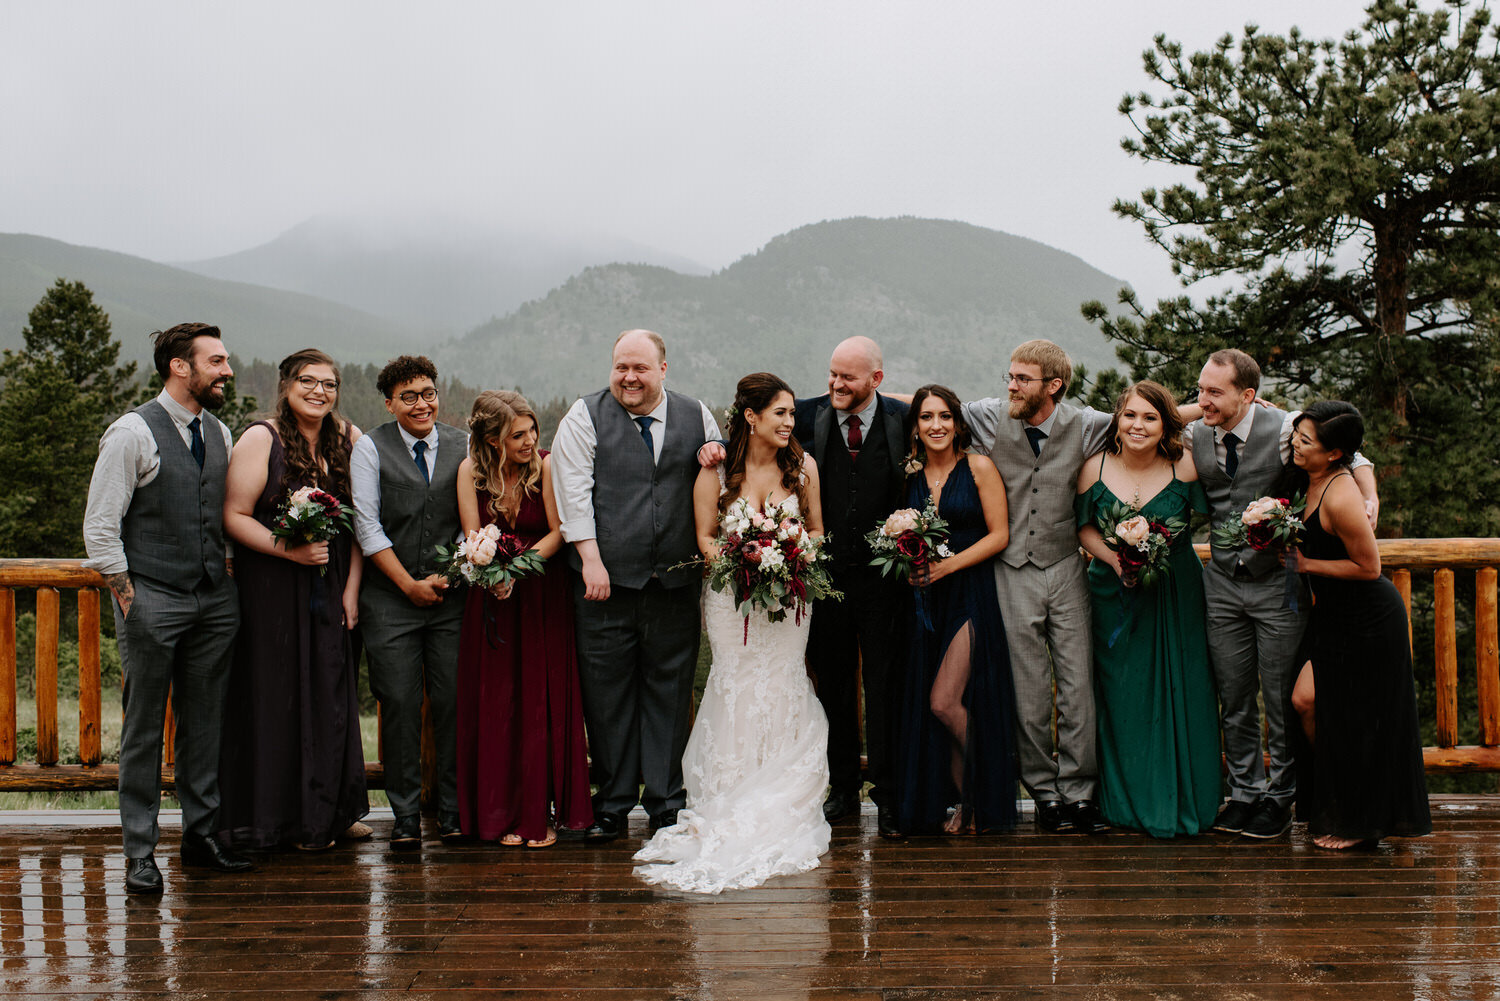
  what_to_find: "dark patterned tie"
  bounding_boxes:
[188,417,205,469]
[635,416,656,459]
[846,414,863,458]
[1223,431,1240,478]
[1024,426,1044,457]
[413,440,430,483]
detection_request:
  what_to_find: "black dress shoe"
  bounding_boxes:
[1035,800,1076,833]
[1069,800,1112,835]
[125,856,163,894]
[438,810,467,842]
[1241,798,1292,840]
[822,790,860,824]
[648,809,680,834]
[584,812,626,842]
[179,834,253,872]
[1211,798,1258,835]
[876,804,903,840]
[390,814,422,849]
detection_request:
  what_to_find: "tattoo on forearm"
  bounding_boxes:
[104,572,134,616]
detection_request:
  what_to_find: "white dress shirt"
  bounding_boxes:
[82,390,236,576]
[551,392,720,543]
[349,423,449,557]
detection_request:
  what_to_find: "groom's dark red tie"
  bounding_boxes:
[846,414,863,458]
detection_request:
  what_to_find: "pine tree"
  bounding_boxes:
[0,280,139,557]
[1085,0,1500,536]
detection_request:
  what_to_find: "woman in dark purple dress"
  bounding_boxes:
[455,391,592,847]
[219,349,369,851]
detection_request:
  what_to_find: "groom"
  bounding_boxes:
[794,336,909,839]
[551,329,721,841]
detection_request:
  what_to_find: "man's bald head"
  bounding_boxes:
[827,336,884,412]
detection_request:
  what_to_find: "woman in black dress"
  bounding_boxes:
[218,349,370,851]
[1286,401,1430,849]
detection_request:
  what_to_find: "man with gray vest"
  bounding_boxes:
[1191,348,1377,840]
[961,339,1116,835]
[84,322,251,893]
[551,329,721,842]
[350,355,467,849]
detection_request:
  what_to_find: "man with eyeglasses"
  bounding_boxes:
[350,354,467,849]
[959,339,1118,836]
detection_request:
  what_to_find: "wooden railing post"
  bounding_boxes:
[34,587,60,766]
[1392,569,1413,654]
[77,589,102,767]
[0,588,13,766]
[1434,569,1458,749]
[1478,567,1499,748]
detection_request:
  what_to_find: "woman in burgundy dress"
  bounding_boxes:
[455,391,592,846]
[219,348,370,851]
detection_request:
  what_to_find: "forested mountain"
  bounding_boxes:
[442,217,1130,404]
[0,233,411,367]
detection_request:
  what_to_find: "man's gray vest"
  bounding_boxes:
[364,420,466,596]
[990,402,1087,569]
[572,388,701,590]
[121,401,229,590]
[1193,407,1288,579]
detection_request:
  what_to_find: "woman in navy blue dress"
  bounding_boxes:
[895,385,1019,835]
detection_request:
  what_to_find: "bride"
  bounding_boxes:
[634,372,832,893]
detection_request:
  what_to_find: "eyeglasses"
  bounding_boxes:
[398,388,439,405]
[295,375,340,393]
[1006,372,1049,387]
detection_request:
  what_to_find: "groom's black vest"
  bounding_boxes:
[571,388,702,590]
[819,405,902,570]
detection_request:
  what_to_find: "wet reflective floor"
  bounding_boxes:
[2,797,1498,999]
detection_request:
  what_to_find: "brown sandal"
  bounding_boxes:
[526,828,557,849]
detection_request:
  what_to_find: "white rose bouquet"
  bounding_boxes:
[706,496,840,643]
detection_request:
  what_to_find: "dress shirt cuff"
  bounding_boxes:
[81,554,128,576]
[559,519,596,543]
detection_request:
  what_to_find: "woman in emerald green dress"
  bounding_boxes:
[1073,381,1220,838]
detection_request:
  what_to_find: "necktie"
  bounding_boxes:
[188,417,205,469]
[1024,426,1044,457]
[1223,431,1240,478]
[413,440,430,483]
[635,416,656,460]
[846,414,863,457]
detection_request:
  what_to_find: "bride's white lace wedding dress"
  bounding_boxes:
[634,498,831,894]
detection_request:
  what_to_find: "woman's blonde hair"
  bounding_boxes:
[467,390,541,520]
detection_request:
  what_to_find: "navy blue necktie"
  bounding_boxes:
[413,440,430,483]
[635,416,656,459]
[1223,432,1241,478]
[1024,426,1044,457]
[188,417,205,469]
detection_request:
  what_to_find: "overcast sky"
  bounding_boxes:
[3,1,1382,307]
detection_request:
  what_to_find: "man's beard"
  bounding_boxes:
[1008,392,1042,421]
[189,374,227,411]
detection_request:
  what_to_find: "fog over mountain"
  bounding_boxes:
[179,214,709,335]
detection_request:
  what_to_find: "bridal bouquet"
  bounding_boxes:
[707,496,840,641]
[271,485,355,576]
[436,524,546,591]
[1093,499,1187,590]
[865,495,952,582]
[1210,495,1306,552]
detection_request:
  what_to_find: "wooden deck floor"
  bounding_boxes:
[2,797,1498,1000]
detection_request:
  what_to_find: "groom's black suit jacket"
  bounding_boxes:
[794,392,909,570]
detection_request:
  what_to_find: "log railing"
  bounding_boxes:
[0,559,388,791]
[2,541,1498,791]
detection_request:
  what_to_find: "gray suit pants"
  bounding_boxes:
[360,586,463,818]
[572,576,700,819]
[1202,565,1307,806]
[115,573,239,859]
[995,555,1096,804]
